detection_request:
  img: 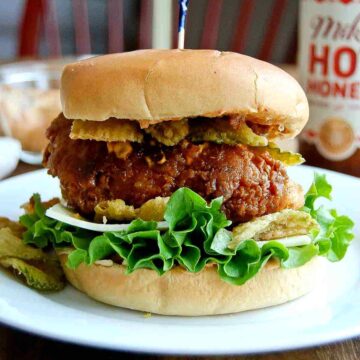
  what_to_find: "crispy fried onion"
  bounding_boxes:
[107,141,133,159]
[144,120,189,146]
[68,116,287,148]
[70,118,143,142]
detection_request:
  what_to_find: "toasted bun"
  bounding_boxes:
[59,254,324,316]
[61,50,309,139]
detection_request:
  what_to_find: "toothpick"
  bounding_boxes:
[178,0,190,49]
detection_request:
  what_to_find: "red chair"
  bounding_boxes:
[19,0,297,63]
[18,0,153,57]
[174,0,297,63]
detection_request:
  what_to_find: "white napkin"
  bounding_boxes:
[0,137,21,180]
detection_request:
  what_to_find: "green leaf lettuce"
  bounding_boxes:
[19,173,354,286]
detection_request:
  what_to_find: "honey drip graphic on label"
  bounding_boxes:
[318,117,356,160]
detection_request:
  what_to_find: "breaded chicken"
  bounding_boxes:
[44,115,303,224]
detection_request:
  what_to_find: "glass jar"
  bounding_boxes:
[299,0,360,176]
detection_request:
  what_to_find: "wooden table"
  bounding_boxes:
[0,163,359,360]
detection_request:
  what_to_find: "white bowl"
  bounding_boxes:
[0,137,21,179]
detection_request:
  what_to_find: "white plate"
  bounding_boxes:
[0,166,359,355]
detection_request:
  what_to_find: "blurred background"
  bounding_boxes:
[0,0,301,178]
[0,0,298,63]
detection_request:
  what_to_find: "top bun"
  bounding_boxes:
[61,50,309,138]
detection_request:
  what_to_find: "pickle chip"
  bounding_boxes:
[229,209,319,249]
[94,197,169,222]
[137,197,169,221]
[0,257,64,291]
[0,227,46,260]
[190,119,268,147]
[0,219,65,291]
[95,199,137,222]
[0,217,25,237]
[255,142,305,166]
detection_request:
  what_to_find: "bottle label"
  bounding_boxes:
[299,0,360,161]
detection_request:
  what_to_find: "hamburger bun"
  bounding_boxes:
[61,50,308,139]
[59,254,325,316]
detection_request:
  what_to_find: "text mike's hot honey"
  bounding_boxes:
[299,0,360,176]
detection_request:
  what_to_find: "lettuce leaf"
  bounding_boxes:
[19,174,354,286]
[281,173,354,267]
[302,173,354,262]
[282,244,319,269]
[218,240,289,285]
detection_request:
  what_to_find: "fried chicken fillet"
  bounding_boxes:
[43,115,303,223]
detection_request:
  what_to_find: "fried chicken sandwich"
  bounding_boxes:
[12,50,354,315]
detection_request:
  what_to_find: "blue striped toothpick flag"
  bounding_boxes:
[178,0,190,49]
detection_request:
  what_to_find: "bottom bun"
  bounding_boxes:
[59,254,325,316]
